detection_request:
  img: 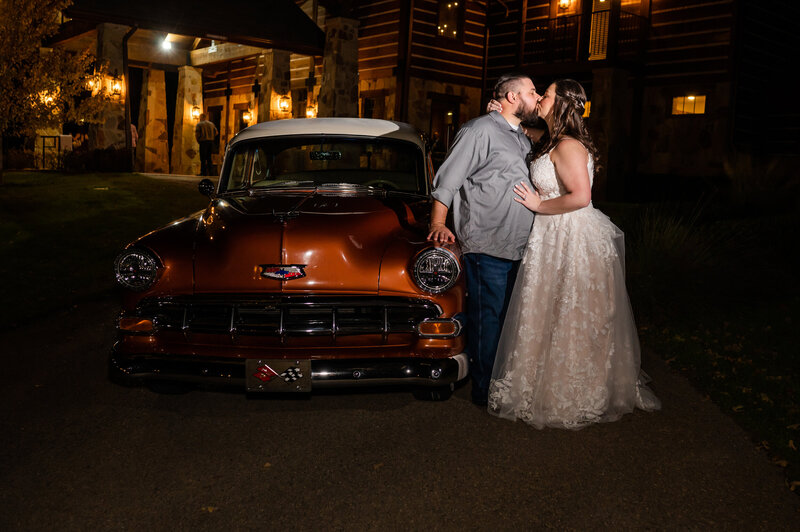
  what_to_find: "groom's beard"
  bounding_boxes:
[514,102,538,123]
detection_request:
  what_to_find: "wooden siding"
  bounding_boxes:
[486,0,527,81]
[356,0,486,86]
[202,56,258,99]
[357,0,402,79]
[732,0,800,153]
[645,0,735,84]
[484,0,738,86]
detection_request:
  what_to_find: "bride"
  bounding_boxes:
[487,79,661,429]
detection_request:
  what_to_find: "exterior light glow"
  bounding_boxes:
[559,0,572,9]
[161,36,172,50]
[687,95,695,100]
[191,105,201,120]
[242,109,252,122]
[279,95,291,113]
[305,104,317,118]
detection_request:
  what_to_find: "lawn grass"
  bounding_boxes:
[0,171,208,328]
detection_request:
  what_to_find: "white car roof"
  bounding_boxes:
[229,118,426,149]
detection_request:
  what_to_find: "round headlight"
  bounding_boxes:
[114,247,160,291]
[412,248,461,293]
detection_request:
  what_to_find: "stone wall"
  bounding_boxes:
[89,23,129,150]
[318,17,359,117]
[405,77,482,135]
[256,50,292,122]
[171,66,203,176]
[136,69,169,173]
[589,68,636,200]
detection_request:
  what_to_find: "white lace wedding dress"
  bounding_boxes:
[488,151,661,429]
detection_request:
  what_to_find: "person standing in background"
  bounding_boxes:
[195,113,218,176]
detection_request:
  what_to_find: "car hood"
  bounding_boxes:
[194,191,429,294]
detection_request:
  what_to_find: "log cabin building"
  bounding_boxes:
[49,0,797,199]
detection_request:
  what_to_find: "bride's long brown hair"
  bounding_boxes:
[532,79,599,168]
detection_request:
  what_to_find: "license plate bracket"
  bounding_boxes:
[245,359,312,392]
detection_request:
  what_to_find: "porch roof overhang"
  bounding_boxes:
[63,0,324,56]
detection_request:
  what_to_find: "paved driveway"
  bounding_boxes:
[1,297,798,530]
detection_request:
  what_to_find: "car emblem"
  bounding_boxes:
[259,264,307,280]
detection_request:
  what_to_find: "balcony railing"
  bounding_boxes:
[521,10,647,66]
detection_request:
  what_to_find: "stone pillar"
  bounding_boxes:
[318,17,359,118]
[590,67,634,201]
[171,66,203,175]
[136,69,169,173]
[89,23,129,150]
[256,50,292,122]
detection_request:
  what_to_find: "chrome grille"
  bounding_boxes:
[134,295,442,338]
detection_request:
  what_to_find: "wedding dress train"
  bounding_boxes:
[488,151,660,429]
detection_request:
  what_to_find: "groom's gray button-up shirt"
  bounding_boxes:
[431,112,534,261]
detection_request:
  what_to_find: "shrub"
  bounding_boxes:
[3,147,35,169]
[625,201,751,321]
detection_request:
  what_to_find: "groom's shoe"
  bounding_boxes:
[471,389,489,407]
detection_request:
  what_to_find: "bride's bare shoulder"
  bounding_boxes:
[552,137,588,156]
[550,137,589,165]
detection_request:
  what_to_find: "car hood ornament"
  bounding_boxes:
[259,264,307,280]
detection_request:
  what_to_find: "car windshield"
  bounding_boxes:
[220,136,427,195]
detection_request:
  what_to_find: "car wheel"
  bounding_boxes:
[412,384,454,401]
[146,380,193,395]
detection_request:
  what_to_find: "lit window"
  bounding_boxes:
[672,95,706,115]
[437,1,463,40]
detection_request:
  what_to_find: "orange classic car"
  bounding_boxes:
[110,118,467,399]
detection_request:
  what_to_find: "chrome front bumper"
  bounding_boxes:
[109,348,469,390]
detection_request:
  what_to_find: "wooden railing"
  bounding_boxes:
[520,10,647,66]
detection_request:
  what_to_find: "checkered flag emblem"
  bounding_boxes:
[280,367,303,382]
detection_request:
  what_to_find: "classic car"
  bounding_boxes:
[110,118,467,399]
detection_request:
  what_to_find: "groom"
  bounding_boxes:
[427,72,540,406]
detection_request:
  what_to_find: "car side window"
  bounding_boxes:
[227,150,249,190]
[251,147,270,184]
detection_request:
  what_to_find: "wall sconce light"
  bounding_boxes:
[305,104,317,119]
[86,74,103,94]
[558,0,572,9]
[191,105,201,120]
[242,109,253,122]
[278,95,291,113]
[161,35,172,51]
[111,77,122,96]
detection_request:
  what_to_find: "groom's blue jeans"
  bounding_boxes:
[462,253,520,402]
